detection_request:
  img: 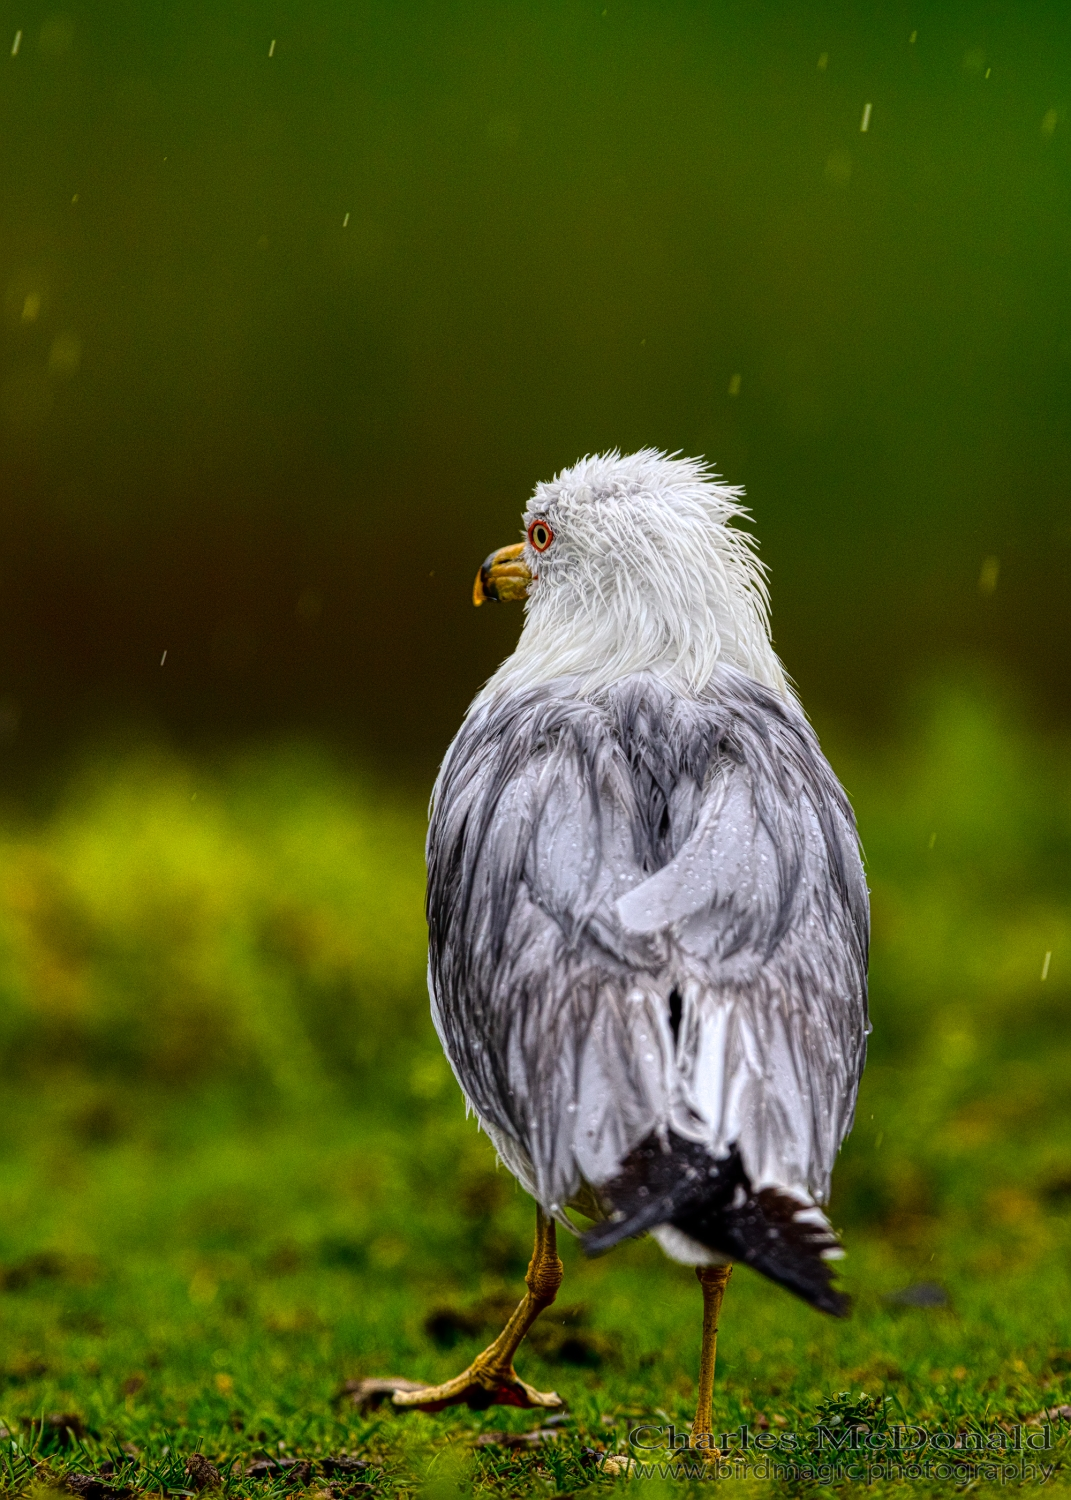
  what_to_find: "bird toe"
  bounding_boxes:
[390,1369,562,1413]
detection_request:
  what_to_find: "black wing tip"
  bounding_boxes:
[583,1132,853,1318]
[583,1224,852,1317]
[823,1287,852,1319]
[682,1185,853,1319]
[581,1204,663,1256]
[804,1272,852,1320]
[581,1224,622,1257]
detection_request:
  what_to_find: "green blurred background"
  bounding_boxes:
[1,0,1070,1484]
[0,0,1069,780]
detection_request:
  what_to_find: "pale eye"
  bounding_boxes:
[527,519,554,552]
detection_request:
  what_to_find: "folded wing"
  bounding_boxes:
[427,670,869,1233]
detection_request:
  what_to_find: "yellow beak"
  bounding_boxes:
[472,541,532,606]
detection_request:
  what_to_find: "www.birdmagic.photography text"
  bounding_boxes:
[622,1457,1057,1485]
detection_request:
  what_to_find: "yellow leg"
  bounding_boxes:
[690,1263,732,1456]
[391,1207,564,1412]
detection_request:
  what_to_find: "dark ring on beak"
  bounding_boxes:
[478,551,503,603]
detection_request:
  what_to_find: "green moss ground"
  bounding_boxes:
[1,674,1070,1497]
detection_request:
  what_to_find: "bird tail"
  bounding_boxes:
[581,1132,849,1318]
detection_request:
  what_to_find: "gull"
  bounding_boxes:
[387,451,869,1446]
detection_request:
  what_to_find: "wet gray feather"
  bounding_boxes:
[426,667,869,1217]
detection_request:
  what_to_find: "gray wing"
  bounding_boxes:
[427,670,869,1215]
[615,698,870,1204]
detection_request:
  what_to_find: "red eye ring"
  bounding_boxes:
[527,519,554,552]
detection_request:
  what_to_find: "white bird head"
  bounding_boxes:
[475,450,788,700]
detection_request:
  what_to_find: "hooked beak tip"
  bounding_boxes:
[473,559,497,607]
